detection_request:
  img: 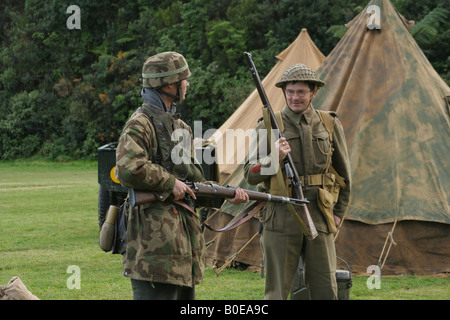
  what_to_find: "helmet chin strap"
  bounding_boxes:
[157,81,184,105]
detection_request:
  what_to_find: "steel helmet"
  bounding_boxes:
[275,64,325,88]
[142,51,191,88]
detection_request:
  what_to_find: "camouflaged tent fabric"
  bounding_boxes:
[313,0,450,225]
[116,105,206,287]
[310,0,450,276]
[142,51,191,89]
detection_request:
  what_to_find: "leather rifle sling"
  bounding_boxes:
[173,200,266,233]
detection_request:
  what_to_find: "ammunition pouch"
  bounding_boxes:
[322,172,340,202]
[316,172,342,233]
[317,187,337,233]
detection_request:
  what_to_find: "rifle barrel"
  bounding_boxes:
[187,182,308,205]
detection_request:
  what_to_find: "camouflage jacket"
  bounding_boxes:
[116,99,205,287]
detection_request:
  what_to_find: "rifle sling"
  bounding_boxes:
[201,201,266,233]
[174,199,265,233]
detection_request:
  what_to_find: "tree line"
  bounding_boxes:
[0,0,448,160]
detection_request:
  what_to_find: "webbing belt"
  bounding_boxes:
[299,174,325,187]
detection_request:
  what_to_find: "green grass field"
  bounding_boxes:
[0,160,448,300]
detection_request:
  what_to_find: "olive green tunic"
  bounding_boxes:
[244,104,351,299]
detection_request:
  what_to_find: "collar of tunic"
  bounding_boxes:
[282,104,315,125]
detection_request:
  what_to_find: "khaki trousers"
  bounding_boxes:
[260,203,337,300]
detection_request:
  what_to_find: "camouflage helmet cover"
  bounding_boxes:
[275,64,325,88]
[142,51,191,88]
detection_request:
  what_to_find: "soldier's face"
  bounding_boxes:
[284,82,314,114]
[181,79,189,98]
[165,79,189,104]
[178,79,189,104]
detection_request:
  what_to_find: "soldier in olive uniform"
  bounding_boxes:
[244,64,351,299]
[116,52,248,300]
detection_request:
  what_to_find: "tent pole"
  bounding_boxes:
[378,219,398,270]
[213,231,259,276]
[333,216,346,241]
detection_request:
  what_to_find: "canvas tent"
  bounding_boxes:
[204,29,326,268]
[206,0,449,276]
[312,0,450,275]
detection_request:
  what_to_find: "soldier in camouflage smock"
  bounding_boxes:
[116,52,247,300]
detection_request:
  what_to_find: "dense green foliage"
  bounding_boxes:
[0,0,448,160]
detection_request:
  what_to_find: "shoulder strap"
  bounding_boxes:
[275,111,284,132]
[135,106,160,164]
[316,110,346,188]
[316,110,335,143]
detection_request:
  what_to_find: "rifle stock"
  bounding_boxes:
[128,189,157,207]
[244,52,318,240]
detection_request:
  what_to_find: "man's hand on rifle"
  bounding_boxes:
[275,137,291,161]
[226,187,249,205]
[172,178,197,200]
[172,179,248,205]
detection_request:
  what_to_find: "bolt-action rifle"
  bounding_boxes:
[129,182,309,233]
[129,182,309,207]
[244,52,318,240]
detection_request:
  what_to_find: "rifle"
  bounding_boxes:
[244,51,318,240]
[129,183,309,233]
[129,182,309,207]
